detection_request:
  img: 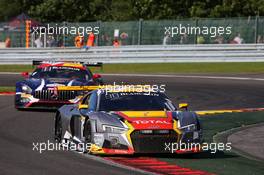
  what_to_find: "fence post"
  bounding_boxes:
[63,21,66,47]
[194,18,198,44]
[97,20,101,46]
[255,16,259,43]
[25,20,31,48]
[138,18,143,45]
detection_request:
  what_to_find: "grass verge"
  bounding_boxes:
[0,86,15,92]
[0,62,264,73]
[159,112,264,175]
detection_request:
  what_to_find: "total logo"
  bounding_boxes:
[133,120,171,125]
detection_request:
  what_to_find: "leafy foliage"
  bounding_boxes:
[1,0,264,22]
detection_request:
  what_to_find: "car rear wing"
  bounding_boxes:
[32,60,43,66]
[32,60,103,69]
[84,62,103,70]
[84,62,103,67]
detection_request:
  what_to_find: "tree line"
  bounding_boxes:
[1,0,264,22]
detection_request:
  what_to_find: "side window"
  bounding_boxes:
[88,92,97,111]
[165,99,176,111]
[81,93,91,105]
[80,92,97,112]
[85,69,93,80]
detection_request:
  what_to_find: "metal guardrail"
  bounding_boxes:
[1,44,264,64]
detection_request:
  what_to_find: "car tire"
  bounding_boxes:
[83,120,92,153]
[54,113,62,142]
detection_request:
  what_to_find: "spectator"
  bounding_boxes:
[113,38,120,47]
[232,33,244,44]
[180,34,188,44]
[47,35,56,47]
[34,36,43,48]
[74,33,84,48]
[86,32,95,47]
[57,38,64,47]
[5,37,11,48]
[197,35,205,44]
[214,35,224,44]
[257,35,264,43]
[163,33,171,45]
[120,32,129,45]
[101,34,111,46]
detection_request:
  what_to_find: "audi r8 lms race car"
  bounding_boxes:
[15,61,103,109]
[54,85,202,155]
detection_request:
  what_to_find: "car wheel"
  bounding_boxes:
[54,113,62,142]
[83,120,92,153]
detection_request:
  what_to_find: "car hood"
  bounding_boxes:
[17,78,94,92]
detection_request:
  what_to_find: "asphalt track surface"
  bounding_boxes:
[0,73,264,175]
[228,123,264,161]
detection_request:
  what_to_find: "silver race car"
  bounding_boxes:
[54,86,202,155]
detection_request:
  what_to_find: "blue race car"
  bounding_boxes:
[15,61,103,109]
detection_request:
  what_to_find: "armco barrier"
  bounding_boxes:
[0,44,264,64]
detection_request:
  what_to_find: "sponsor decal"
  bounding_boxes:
[133,120,171,125]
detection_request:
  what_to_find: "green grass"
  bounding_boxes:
[0,86,15,92]
[0,65,33,73]
[159,112,264,175]
[0,62,264,73]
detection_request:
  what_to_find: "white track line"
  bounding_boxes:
[0,72,20,75]
[1,72,264,81]
[102,73,264,81]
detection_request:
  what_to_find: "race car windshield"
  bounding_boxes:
[99,92,175,111]
[30,66,91,80]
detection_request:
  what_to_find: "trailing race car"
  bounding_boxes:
[15,61,103,109]
[54,86,202,155]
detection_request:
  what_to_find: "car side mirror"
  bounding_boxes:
[179,103,188,111]
[92,73,101,79]
[92,74,103,85]
[21,72,29,78]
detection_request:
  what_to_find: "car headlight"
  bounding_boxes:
[21,85,32,94]
[93,133,104,146]
[102,125,128,134]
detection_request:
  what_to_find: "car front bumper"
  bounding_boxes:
[15,93,81,109]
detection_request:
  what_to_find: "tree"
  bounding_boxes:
[1,0,264,22]
[28,0,93,22]
[0,0,42,21]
